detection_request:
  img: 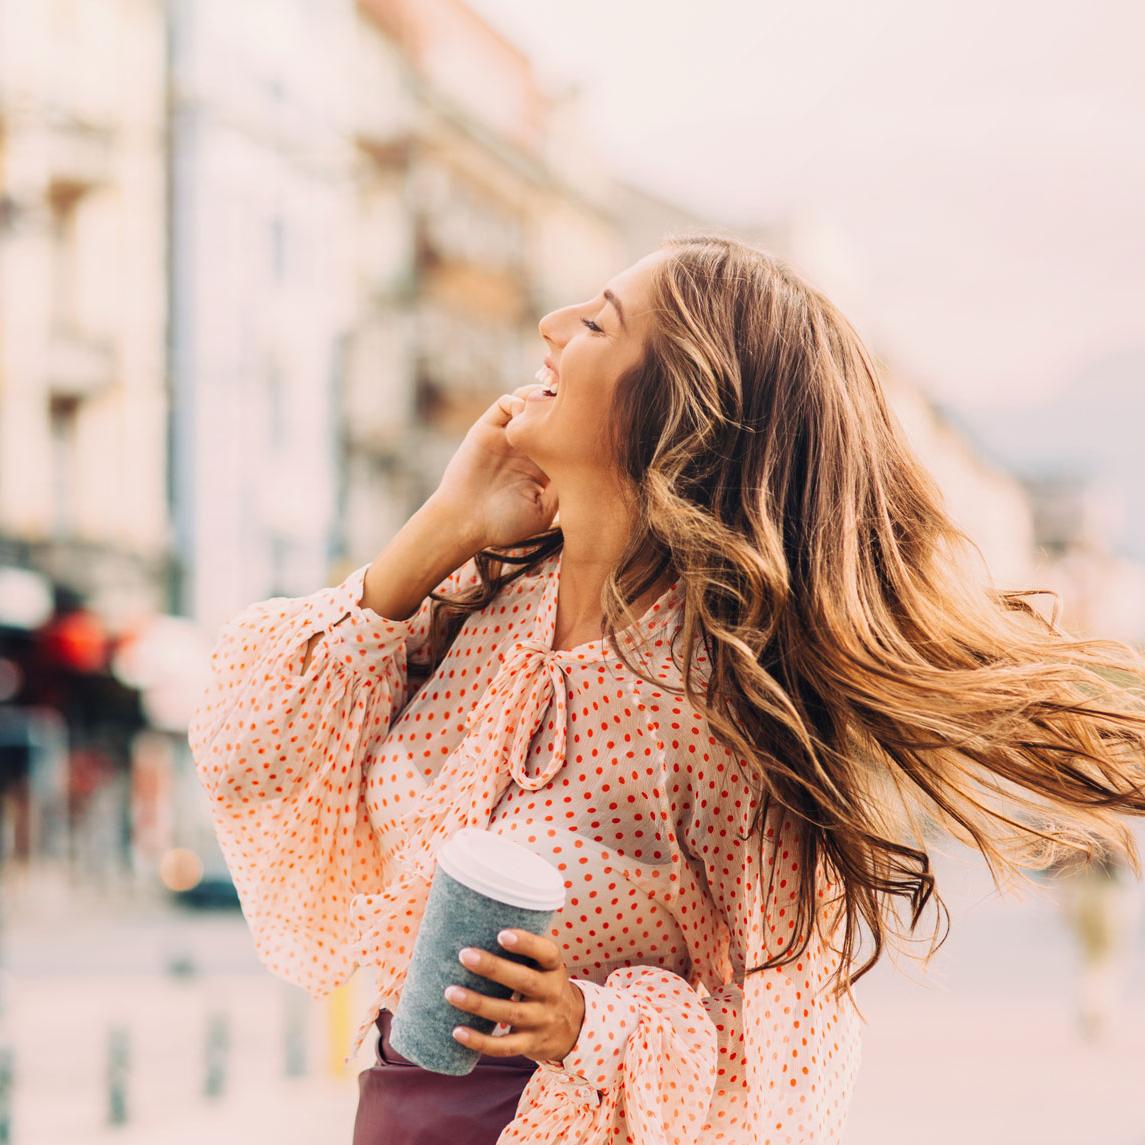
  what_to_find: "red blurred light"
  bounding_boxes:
[40,611,109,672]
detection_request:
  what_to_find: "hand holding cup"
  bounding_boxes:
[446,927,586,1063]
[387,827,569,1075]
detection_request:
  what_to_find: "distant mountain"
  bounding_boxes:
[932,346,1145,560]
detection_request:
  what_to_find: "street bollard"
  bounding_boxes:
[326,982,351,1078]
[0,1044,13,1145]
[204,1010,229,1099]
[283,988,307,1078]
[107,1025,129,1126]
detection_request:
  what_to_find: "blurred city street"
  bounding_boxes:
[846,841,1145,1145]
[1,863,362,1144]
[3,839,1144,1145]
[2,0,1143,1143]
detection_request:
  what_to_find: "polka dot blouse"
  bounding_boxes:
[188,546,863,1143]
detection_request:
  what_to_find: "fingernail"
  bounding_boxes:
[459,948,480,967]
[498,930,517,946]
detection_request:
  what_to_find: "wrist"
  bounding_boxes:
[418,495,488,558]
[554,978,641,1093]
[566,980,586,1056]
[357,501,481,621]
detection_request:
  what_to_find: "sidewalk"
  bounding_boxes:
[845,841,1145,1145]
[4,849,1145,1144]
[17,1070,357,1145]
[0,862,372,1145]
[3,970,365,1145]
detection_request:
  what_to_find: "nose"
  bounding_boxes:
[538,306,574,352]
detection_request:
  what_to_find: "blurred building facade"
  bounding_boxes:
[879,367,1037,589]
[344,0,625,578]
[1023,472,1145,644]
[0,0,166,880]
[167,0,358,624]
[0,0,169,623]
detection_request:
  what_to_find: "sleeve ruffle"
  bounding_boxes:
[186,556,479,998]
[496,965,718,1145]
[541,976,640,1091]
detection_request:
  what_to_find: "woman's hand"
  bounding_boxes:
[428,384,559,551]
[444,928,586,1064]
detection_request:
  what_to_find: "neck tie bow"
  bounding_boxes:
[343,633,569,1060]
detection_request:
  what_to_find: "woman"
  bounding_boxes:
[188,234,1145,1144]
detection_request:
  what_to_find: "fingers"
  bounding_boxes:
[446,930,570,1059]
[492,391,528,425]
[493,382,550,422]
[445,984,540,1030]
[457,943,547,996]
[452,1022,533,1056]
[498,928,562,971]
[494,392,523,415]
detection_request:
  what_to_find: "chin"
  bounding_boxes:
[510,433,558,481]
[505,418,539,455]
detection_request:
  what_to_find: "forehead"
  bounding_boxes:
[607,248,670,318]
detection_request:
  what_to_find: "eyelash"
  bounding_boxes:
[580,317,604,333]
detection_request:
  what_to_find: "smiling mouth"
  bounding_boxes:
[534,365,558,397]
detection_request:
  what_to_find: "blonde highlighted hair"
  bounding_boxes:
[419,232,1145,1006]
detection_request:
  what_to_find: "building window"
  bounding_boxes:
[48,394,81,539]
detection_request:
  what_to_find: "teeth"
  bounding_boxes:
[533,365,558,395]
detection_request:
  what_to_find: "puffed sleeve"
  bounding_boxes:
[186,554,481,998]
[498,737,863,1145]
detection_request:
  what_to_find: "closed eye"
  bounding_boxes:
[580,317,604,333]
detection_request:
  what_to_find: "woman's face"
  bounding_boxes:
[505,248,668,482]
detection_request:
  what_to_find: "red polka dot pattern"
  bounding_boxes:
[188,548,862,1143]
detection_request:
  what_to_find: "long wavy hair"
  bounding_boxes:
[417,232,1145,1005]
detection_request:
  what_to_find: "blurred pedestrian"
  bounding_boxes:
[1054,844,1142,1040]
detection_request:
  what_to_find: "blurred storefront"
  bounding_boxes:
[0,542,227,902]
[0,554,141,879]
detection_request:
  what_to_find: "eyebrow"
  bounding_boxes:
[603,289,627,331]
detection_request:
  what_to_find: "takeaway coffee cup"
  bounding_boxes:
[388,826,567,1075]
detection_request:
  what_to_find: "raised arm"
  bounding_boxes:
[298,498,484,674]
[186,498,484,996]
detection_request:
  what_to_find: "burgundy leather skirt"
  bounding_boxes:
[352,1008,537,1145]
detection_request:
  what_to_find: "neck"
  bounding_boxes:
[551,482,673,644]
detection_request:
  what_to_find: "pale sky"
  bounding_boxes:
[469,0,1144,414]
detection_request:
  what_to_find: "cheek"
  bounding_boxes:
[562,388,601,428]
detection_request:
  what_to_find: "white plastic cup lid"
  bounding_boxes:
[437,827,566,911]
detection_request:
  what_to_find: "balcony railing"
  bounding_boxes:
[44,124,114,209]
[45,328,116,399]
